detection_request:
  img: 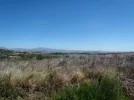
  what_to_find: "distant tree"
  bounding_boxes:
[0,55,7,60]
[18,54,26,59]
[36,54,44,60]
[0,49,13,54]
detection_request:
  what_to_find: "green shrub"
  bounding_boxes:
[36,54,45,60]
[0,55,7,60]
[0,74,26,99]
[0,49,13,54]
[36,54,59,60]
[53,76,128,100]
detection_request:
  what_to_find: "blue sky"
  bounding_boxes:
[0,0,134,51]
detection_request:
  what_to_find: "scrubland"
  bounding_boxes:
[0,54,134,100]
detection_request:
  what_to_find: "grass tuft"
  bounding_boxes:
[53,75,128,100]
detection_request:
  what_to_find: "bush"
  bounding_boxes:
[36,54,59,60]
[0,55,7,60]
[0,74,26,99]
[36,54,45,60]
[53,76,128,100]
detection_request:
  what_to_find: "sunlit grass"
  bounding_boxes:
[0,54,133,99]
[0,66,129,100]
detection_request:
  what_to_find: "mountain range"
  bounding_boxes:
[10,47,86,53]
[0,47,123,53]
[0,47,101,53]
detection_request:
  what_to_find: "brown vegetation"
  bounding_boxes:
[0,54,134,99]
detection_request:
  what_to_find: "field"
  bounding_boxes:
[0,52,134,100]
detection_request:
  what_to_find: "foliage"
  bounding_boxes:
[36,54,59,60]
[0,74,26,99]
[53,76,128,100]
[0,49,13,60]
[0,49,13,54]
[0,55,7,60]
[0,53,134,99]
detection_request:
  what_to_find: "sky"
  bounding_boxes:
[0,0,134,51]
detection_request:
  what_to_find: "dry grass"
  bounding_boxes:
[0,54,133,99]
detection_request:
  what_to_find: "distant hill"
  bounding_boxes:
[0,47,7,49]
[4,47,120,53]
[10,47,85,53]
[8,47,102,53]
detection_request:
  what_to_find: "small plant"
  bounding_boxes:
[53,75,128,100]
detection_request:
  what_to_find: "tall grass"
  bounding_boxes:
[0,54,133,99]
[53,75,127,100]
[0,67,129,100]
[0,74,26,99]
